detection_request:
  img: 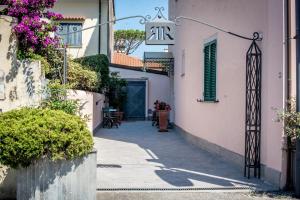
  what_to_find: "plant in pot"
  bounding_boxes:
[278,98,300,195]
[0,108,95,199]
[156,101,171,132]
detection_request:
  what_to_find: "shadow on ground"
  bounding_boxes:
[94,121,275,190]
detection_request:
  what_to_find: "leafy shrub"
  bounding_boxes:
[68,60,99,92]
[41,47,65,81]
[40,81,80,115]
[278,98,300,139]
[107,72,127,111]
[26,47,64,81]
[0,108,93,168]
[28,53,51,76]
[74,54,109,91]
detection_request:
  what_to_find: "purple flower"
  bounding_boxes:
[5,0,62,54]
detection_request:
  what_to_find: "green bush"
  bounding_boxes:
[41,47,65,81]
[278,98,300,139]
[108,72,127,111]
[27,53,51,76]
[0,108,93,168]
[40,81,80,115]
[68,60,99,92]
[74,54,109,91]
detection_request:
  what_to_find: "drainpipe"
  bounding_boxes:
[99,0,102,54]
[284,0,292,190]
[296,0,300,111]
[295,0,300,197]
[107,0,110,59]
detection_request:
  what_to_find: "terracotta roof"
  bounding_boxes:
[112,52,163,69]
[112,53,143,67]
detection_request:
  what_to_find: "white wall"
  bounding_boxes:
[109,67,171,115]
[169,0,285,186]
[53,0,112,58]
[67,90,105,133]
[0,16,44,113]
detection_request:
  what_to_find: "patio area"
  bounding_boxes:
[94,121,276,191]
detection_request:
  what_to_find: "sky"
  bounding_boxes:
[114,0,168,59]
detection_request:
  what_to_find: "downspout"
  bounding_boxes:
[285,0,292,190]
[107,0,110,59]
[296,0,300,112]
[98,0,102,54]
[295,0,300,197]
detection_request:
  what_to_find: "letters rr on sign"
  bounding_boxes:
[145,21,175,45]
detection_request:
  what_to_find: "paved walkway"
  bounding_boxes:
[94,121,275,191]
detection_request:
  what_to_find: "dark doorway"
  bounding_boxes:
[124,81,146,120]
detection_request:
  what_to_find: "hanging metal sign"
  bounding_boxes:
[145,7,175,45]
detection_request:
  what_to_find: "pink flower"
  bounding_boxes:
[5,0,61,55]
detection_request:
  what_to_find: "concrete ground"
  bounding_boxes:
[94,121,277,192]
[96,191,297,200]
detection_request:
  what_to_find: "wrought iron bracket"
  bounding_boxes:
[58,15,151,36]
[174,16,263,41]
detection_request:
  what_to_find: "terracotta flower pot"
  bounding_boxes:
[158,110,169,132]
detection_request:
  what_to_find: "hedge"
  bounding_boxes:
[68,60,99,92]
[0,108,93,168]
[74,54,110,91]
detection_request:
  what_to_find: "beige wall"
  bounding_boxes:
[100,0,114,59]
[53,0,99,58]
[0,16,44,113]
[53,0,114,59]
[109,67,171,117]
[169,0,285,185]
[67,90,105,133]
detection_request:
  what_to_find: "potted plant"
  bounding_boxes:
[0,108,96,199]
[278,99,300,196]
[157,101,171,132]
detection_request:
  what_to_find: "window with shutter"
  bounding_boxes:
[57,23,83,47]
[203,40,217,101]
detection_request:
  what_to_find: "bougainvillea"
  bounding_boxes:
[0,0,63,58]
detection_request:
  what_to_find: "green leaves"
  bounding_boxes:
[74,54,110,92]
[67,60,99,92]
[40,81,80,115]
[278,99,300,139]
[0,108,93,168]
[107,72,127,111]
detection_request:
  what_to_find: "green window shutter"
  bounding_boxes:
[203,40,217,101]
[204,45,211,100]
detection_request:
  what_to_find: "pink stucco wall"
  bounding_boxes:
[169,0,285,177]
[67,90,105,133]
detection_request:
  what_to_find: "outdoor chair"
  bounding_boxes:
[102,108,119,129]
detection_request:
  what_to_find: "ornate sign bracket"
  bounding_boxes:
[145,7,176,45]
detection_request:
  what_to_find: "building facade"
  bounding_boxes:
[52,0,115,59]
[169,0,297,188]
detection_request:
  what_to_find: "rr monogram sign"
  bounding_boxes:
[145,7,175,45]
